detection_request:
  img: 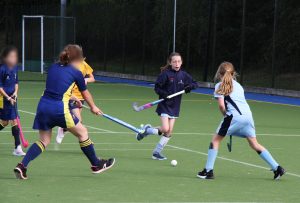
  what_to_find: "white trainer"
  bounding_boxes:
[13,145,26,156]
[56,127,65,144]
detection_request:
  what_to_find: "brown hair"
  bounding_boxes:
[59,44,84,65]
[214,61,237,96]
[160,52,182,72]
[1,45,18,63]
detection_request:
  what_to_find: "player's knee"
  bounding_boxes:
[1,121,9,127]
[160,126,169,134]
[78,126,88,140]
[11,125,20,135]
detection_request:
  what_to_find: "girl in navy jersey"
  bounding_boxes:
[137,52,198,160]
[0,46,26,156]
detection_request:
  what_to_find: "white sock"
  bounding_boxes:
[153,135,170,154]
[146,127,160,135]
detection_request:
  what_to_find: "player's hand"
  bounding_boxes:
[73,98,82,108]
[91,106,103,115]
[184,85,192,93]
[7,97,16,105]
[11,92,18,99]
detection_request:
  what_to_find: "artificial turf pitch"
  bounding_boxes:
[0,81,299,203]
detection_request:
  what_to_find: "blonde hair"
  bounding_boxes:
[214,62,237,96]
[160,52,182,72]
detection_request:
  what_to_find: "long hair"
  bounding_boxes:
[160,52,182,72]
[59,44,84,65]
[214,62,237,96]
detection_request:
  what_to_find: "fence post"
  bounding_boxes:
[239,0,246,84]
[203,0,214,82]
[271,0,278,88]
[173,0,177,52]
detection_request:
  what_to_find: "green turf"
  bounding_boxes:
[0,81,299,203]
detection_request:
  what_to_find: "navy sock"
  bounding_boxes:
[22,141,45,167]
[12,125,21,149]
[80,138,100,166]
[0,123,4,131]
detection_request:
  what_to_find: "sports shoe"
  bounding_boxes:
[12,145,26,156]
[197,168,215,179]
[56,127,65,144]
[91,158,116,174]
[273,165,285,180]
[136,124,152,141]
[14,163,28,180]
[152,152,167,160]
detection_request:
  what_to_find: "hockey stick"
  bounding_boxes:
[82,105,144,134]
[14,98,29,148]
[132,90,185,112]
[227,135,232,152]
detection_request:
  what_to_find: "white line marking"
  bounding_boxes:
[85,124,114,133]
[19,109,36,115]
[167,144,300,178]
[17,108,300,178]
[0,142,155,145]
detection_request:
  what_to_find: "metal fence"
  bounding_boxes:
[1,0,299,90]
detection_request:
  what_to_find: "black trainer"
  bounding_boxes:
[197,168,214,179]
[14,163,28,180]
[91,158,116,174]
[273,165,285,180]
[136,124,151,141]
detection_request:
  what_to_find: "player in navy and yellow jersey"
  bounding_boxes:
[14,45,115,179]
[0,46,26,156]
[56,60,95,144]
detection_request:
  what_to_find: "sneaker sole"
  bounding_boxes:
[92,158,116,174]
[12,152,26,157]
[152,156,167,161]
[196,174,214,179]
[14,168,27,180]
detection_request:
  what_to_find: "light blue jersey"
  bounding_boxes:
[214,80,251,116]
[214,80,255,137]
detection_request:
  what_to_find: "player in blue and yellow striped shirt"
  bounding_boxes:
[14,45,115,179]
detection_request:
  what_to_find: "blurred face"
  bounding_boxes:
[170,55,182,71]
[5,51,18,68]
[70,59,83,69]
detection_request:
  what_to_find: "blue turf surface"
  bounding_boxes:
[95,76,300,106]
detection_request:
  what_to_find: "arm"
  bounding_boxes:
[184,72,198,93]
[12,84,18,98]
[81,90,103,115]
[85,74,95,84]
[217,97,226,116]
[154,73,169,98]
[0,88,16,104]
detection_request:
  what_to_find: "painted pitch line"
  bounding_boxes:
[17,108,300,178]
[85,124,114,133]
[167,144,300,178]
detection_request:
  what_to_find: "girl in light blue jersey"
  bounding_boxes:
[197,62,285,180]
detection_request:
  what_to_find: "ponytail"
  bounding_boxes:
[59,44,83,65]
[160,52,182,72]
[215,62,236,96]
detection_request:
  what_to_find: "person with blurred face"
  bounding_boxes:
[0,46,26,156]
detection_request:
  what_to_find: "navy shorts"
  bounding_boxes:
[33,97,79,130]
[69,100,85,110]
[0,96,17,120]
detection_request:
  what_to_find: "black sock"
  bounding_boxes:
[0,123,4,131]
[12,125,21,149]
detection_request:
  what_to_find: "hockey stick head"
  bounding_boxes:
[132,102,143,112]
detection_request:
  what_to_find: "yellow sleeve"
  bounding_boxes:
[83,61,93,75]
